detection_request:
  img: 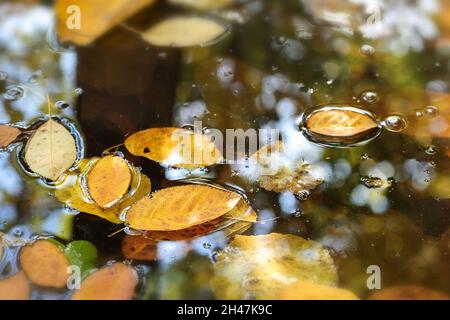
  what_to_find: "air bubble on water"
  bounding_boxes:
[382,115,407,132]
[360,176,384,188]
[425,145,437,156]
[361,91,379,104]
[55,101,70,110]
[294,190,310,201]
[3,85,25,101]
[360,44,375,56]
[424,106,438,118]
[360,153,370,160]
[182,124,195,131]
[415,110,424,118]
[73,88,83,96]
[203,242,212,249]
[0,71,8,81]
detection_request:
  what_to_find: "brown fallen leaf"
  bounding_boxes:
[280,281,359,300]
[55,0,156,46]
[125,127,223,168]
[304,106,380,142]
[20,240,70,288]
[0,272,30,300]
[125,184,241,231]
[87,155,132,208]
[142,16,228,48]
[0,125,21,148]
[24,119,77,181]
[369,285,449,300]
[55,158,151,223]
[71,262,138,300]
[122,236,158,261]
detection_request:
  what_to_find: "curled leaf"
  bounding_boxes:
[55,0,156,45]
[125,184,241,231]
[0,125,21,148]
[19,240,70,288]
[87,155,132,208]
[71,262,138,300]
[210,233,337,299]
[369,285,449,300]
[55,157,151,223]
[125,127,223,168]
[142,16,228,48]
[303,106,380,145]
[0,272,30,300]
[24,119,77,181]
[280,281,359,300]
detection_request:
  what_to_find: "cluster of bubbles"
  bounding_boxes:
[414,106,439,118]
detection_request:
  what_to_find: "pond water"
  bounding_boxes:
[0,0,449,299]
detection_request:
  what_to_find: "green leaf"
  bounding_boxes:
[64,240,97,279]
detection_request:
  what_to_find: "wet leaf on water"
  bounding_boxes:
[71,262,138,300]
[369,285,449,300]
[55,0,156,45]
[19,240,70,288]
[64,240,98,279]
[125,127,223,168]
[0,125,21,148]
[24,119,77,181]
[169,0,234,10]
[280,281,359,300]
[210,233,338,299]
[142,16,228,48]
[122,235,158,261]
[0,272,30,300]
[125,184,241,231]
[87,155,132,209]
[55,158,151,223]
[305,107,379,139]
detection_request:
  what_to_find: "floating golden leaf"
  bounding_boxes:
[304,106,380,144]
[280,281,359,300]
[210,233,337,299]
[142,16,227,48]
[71,262,138,300]
[87,155,132,208]
[125,184,241,231]
[19,240,70,288]
[24,119,77,181]
[369,285,449,300]
[125,127,223,168]
[0,125,21,148]
[55,158,151,223]
[0,272,30,300]
[55,0,156,45]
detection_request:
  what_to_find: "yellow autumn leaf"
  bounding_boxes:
[24,119,77,181]
[87,155,132,209]
[71,262,138,300]
[0,272,30,300]
[210,233,337,299]
[125,127,223,168]
[142,16,228,48]
[369,285,449,300]
[19,240,70,288]
[280,281,359,300]
[169,0,234,10]
[0,125,21,148]
[305,107,380,138]
[55,0,156,46]
[125,184,242,231]
[55,157,151,223]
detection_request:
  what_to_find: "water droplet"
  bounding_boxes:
[3,85,25,101]
[360,153,370,160]
[415,110,424,118]
[360,176,384,188]
[425,145,437,156]
[424,105,438,118]
[360,44,375,56]
[0,71,8,81]
[383,115,407,132]
[295,190,310,201]
[55,100,70,110]
[361,91,379,104]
